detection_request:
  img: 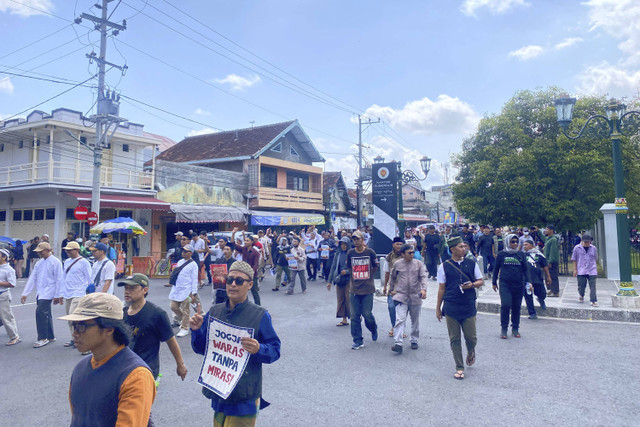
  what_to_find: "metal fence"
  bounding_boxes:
[631,243,640,275]
[559,233,573,276]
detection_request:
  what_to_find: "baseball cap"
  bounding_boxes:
[90,242,109,252]
[0,248,11,258]
[174,231,184,236]
[58,293,123,321]
[183,244,194,252]
[582,234,593,242]
[63,241,81,250]
[34,242,52,252]
[352,231,364,240]
[117,273,150,288]
[42,234,50,238]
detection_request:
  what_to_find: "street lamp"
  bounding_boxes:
[555,95,639,297]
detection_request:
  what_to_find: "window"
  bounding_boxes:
[260,166,278,188]
[287,171,309,192]
[0,143,4,152]
[271,142,282,153]
[13,210,21,221]
[45,208,55,220]
[18,140,24,149]
[66,208,75,220]
[80,136,87,145]
[0,210,6,221]
[290,146,299,156]
[122,144,129,152]
[23,210,33,221]
[34,209,44,221]
[119,210,133,218]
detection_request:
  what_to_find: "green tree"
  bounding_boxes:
[452,87,640,232]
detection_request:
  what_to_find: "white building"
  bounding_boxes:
[0,108,170,258]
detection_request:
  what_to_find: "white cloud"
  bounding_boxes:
[186,127,217,137]
[214,74,261,91]
[194,108,211,116]
[0,76,14,94]
[0,0,53,16]
[460,0,529,17]
[576,62,640,97]
[508,45,544,61]
[555,37,583,50]
[584,0,640,65]
[364,95,480,136]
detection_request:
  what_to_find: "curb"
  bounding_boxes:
[477,301,640,323]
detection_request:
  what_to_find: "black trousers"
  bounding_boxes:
[203,255,212,284]
[425,252,438,277]
[251,276,261,305]
[499,283,523,330]
[548,262,559,293]
[36,298,55,341]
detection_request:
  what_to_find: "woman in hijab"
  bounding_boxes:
[492,233,531,339]
[327,237,351,326]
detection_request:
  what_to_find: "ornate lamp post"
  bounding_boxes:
[555,95,639,297]
[396,156,431,236]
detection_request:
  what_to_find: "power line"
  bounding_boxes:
[0,70,96,87]
[0,24,73,62]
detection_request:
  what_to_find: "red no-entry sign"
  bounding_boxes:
[87,212,99,227]
[73,206,89,221]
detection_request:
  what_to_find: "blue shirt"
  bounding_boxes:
[191,300,281,416]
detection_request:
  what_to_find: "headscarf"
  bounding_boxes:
[504,233,519,254]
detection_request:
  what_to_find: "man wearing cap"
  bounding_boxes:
[170,231,185,264]
[120,273,188,381]
[100,237,117,262]
[190,260,281,426]
[346,230,379,350]
[435,236,483,380]
[0,248,21,345]
[170,244,199,338]
[383,237,404,337]
[61,232,75,261]
[90,242,117,295]
[572,234,599,306]
[60,293,156,426]
[20,241,63,348]
[60,241,92,349]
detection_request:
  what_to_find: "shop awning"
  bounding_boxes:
[403,214,432,222]
[171,204,249,223]
[65,192,171,211]
[250,210,325,226]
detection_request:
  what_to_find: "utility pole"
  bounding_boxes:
[356,115,379,228]
[76,0,127,223]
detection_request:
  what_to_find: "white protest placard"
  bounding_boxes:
[198,317,254,399]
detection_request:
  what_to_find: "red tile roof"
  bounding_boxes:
[153,120,296,164]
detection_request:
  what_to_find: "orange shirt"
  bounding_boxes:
[69,345,156,427]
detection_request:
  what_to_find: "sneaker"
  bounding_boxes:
[410,342,419,350]
[351,343,364,350]
[49,338,56,342]
[371,329,378,342]
[591,302,599,307]
[81,350,92,356]
[512,329,521,338]
[33,339,49,348]
[176,328,189,338]
[539,299,547,310]
[285,291,293,295]
[528,314,537,319]
[64,340,75,348]
[170,322,180,328]
[392,344,403,354]
[500,328,508,339]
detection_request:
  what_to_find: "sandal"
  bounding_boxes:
[466,351,475,366]
[6,337,21,346]
[591,302,599,307]
[336,321,349,327]
[388,329,394,337]
[579,296,584,303]
[454,371,465,380]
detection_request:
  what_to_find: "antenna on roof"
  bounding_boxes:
[250,120,255,129]
[234,129,238,141]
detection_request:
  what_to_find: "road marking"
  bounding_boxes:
[11,302,36,308]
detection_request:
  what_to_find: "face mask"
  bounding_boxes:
[524,232,529,235]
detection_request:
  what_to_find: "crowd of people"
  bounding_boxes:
[0,221,600,426]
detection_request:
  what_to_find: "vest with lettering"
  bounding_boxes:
[202,301,266,403]
[442,258,478,321]
[69,346,150,427]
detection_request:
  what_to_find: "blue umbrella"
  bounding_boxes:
[90,217,147,235]
[0,236,27,246]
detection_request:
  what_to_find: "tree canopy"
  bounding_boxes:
[452,87,640,232]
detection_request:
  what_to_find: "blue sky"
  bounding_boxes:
[1,0,639,187]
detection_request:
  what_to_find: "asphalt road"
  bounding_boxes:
[1,274,638,426]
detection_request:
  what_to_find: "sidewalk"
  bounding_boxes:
[374,276,640,323]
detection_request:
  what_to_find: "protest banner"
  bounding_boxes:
[286,253,297,269]
[210,264,228,289]
[320,245,329,259]
[198,317,254,399]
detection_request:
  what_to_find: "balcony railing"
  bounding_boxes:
[250,187,323,210]
[0,160,153,190]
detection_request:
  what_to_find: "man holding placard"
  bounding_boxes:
[190,261,281,427]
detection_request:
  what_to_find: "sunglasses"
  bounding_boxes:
[226,276,251,286]
[71,321,99,334]
[405,251,415,254]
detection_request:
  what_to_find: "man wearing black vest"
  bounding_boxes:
[435,236,483,380]
[60,292,156,426]
[190,260,281,426]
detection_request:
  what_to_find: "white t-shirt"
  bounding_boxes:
[193,238,206,262]
[91,258,116,294]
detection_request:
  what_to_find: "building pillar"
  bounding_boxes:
[52,194,67,260]
[600,203,619,280]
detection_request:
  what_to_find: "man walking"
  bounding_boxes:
[20,241,63,348]
[170,244,199,338]
[60,241,92,349]
[541,225,560,297]
[346,230,379,350]
[61,232,75,262]
[90,243,116,294]
[190,261,281,427]
[423,225,440,280]
[120,273,187,381]
[286,237,307,295]
[388,244,428,354]
[435,236,483,380]
[273,237,291,291]
[60,293,156,426]
[212,245,236,305]
[383,237,404,337]
[523,239,551,319]
[572,234,598,306]
[0,248,20,346]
